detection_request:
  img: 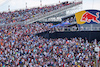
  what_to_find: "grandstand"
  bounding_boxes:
[0,0,100,67]
[0,0,82,26]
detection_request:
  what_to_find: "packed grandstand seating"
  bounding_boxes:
[0,22,99,67]
[0,1,74,24]
[0,0,100,67]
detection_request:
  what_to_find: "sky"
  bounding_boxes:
[0,0,100,12]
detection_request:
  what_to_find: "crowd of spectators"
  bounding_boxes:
[0,0,99,67]
[61,16,76,24]
[49,16,77,32]
[0,1,73,24]
[0,22,99,67]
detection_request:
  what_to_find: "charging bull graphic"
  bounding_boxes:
[81,12,99,23]
[75,10,100,24]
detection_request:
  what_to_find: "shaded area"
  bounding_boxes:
[36,31,100,42]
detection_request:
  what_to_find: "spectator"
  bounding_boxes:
[0,1,75,24]
[0,23,98,66]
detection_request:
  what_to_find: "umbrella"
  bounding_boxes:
[49,24,63,28]
[55,24,61,26]
[49,25,56,28]
[62,22,71,25]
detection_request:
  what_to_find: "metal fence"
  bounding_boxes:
[79,27,100,31]
[50,27,100,33]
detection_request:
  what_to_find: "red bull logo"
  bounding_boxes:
[81,12,99,23]
[75,10,100,24]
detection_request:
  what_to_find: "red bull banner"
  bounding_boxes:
[75,10,100,24]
